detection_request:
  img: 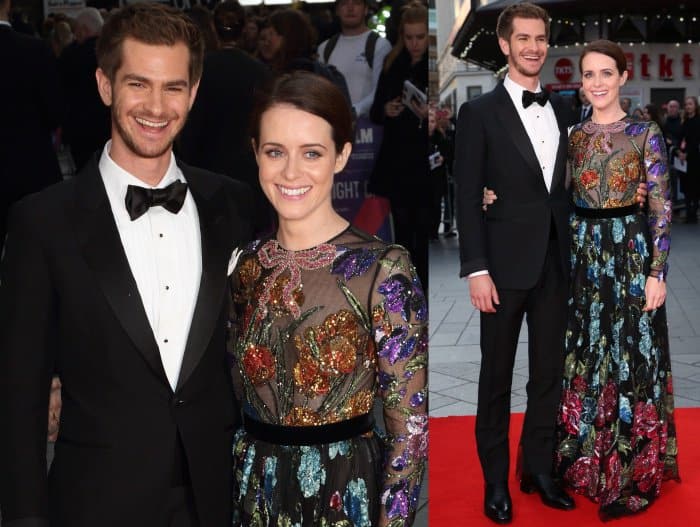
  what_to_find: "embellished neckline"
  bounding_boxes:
[274,223,351,253]
[582,118,629,134]
[256,239,338,319]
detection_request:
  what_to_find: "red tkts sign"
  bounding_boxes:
[554,58,574,82]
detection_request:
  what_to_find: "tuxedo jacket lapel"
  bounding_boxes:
[176,166,232,391]
[493,84,545,188]
[72,159,168,385]
[550,94,571,191]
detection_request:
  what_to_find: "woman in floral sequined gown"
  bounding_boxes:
[554,41,680,519]
[227,72,428,527]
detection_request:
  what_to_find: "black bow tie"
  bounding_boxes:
[522,89,549,108]
[125,181,188,221]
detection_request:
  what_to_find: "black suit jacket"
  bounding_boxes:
[0,158,253,526]
[0,25,63,244]
[579,104,593,123]
[455,82,575,289]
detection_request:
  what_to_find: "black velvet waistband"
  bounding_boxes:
[243,413,375,446]
[574,204,638,218]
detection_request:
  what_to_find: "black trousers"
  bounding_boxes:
[167,486,199,527]
[476,241,568,483]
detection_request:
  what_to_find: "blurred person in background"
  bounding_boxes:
[369,1,429,290]
[318,0,391,119]
[187,4,220,54]
[663,99,683,205]
[179,0,272,235]
[239,14,262,55]
[0,0,63,250]
[679,95,700,223]
[59,7,111,172]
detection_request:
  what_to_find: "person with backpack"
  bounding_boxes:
[318,0,391,119]
[263,8,353,112]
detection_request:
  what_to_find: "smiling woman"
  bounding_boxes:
[227,71,428,527]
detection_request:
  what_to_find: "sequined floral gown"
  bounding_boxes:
[555,119,680,519]
[228,226,428,527]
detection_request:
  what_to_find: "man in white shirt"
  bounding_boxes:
[454,3,576,523]
[0,4,252,527]
[317,0,391,118]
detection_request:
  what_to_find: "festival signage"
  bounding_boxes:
[332,116,392,242]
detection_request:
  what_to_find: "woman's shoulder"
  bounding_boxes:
[330,227,415,273]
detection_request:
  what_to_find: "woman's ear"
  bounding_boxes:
[251,139,259,164]
[334,142,353,174]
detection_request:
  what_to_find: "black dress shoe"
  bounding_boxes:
[484,482,512,524]
[520,473,575,510]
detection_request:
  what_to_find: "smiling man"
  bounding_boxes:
[454,2,576,524]
[0,4,252,526]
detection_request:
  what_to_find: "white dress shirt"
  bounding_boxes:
[99,141,202,390]
[503,74,559,192]
[468,76,560,280]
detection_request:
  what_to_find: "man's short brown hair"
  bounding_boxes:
[96,2,204,84]
[496,2,550,41]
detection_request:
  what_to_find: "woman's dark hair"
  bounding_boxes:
[268,8,317,71]
[579,39,627,75]
[644,104,663,129]
[250,71,353,153]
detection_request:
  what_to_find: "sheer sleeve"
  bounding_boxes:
[643,122,672,281]
[370,247,428,527]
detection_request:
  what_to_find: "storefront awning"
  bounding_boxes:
[452,0,700,71]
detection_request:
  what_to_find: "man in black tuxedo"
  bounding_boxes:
[0,0,63,250]
[0,4,252,526]
[455,3,575,523]
[178,0,272,235]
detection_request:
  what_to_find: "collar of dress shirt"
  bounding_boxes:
[503,74,544,109]
[0,20,11,27]
[98,140,187,226]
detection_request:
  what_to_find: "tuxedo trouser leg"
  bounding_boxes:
[167,486,199,527]
[520,241,568,475]
[477,288,528,483]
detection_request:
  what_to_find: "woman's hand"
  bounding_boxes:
[636,182,647,207]
[48,376,62,442]
[384,96,405,118]
[643,276,666,312]
[482,187,498,211]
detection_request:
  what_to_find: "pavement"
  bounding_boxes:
[429,219,700,418]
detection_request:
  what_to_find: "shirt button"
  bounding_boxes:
[159,233,164,238]
[165,285,170,291]
[164,338,169,343]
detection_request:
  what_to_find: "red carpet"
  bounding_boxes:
[430,409,699,526]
